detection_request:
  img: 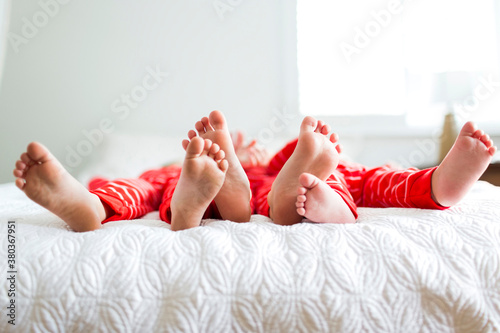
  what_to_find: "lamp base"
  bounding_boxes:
[438,112,458,163]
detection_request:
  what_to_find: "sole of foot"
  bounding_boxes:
[296,172,355,224]
[432,121,497,207]
[171,137,228,231]
[268,116,341,226]
[13,142,105,232]
[183,110,252,222]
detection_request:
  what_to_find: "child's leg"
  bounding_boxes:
[185,110,251,222]
[295,172,357,224]
[431,121,496,206]
[88,167,175,223]
[158,167,222,224]
[359,122,496,209]
[13,142,108,232]
[168,137,228,231]
[360,166,444,209]
[266,116,346,225]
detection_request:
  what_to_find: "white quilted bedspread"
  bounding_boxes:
[1,181,500,332]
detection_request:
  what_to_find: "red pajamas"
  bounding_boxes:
[88,138,447,224]
[250,139,448,219]
[88,165,221,224]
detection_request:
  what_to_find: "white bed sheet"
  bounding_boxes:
[1,181,500,332]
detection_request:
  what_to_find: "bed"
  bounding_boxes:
[1,136,500,332]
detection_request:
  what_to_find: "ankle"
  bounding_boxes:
[171,209,202,231]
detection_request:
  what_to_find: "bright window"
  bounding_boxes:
[297,0,499,126]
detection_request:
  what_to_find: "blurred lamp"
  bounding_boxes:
[431,71,475,162]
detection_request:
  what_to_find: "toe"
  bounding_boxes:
[297,194,306,203]
[27,142,51,162]
[13,169,23,178]
[330,133,339,144]
[186,137,205,157]
[321,124,331,135]
[298,172,320,189]
[15,160,26,171]
[316,120,325,133]
[195,121,205,135]
[209,142,221,157]
[488,146,497,156]
[20,152,31,164]
[203,139,213,153]
[460,121,477,136]
[480,134,492,148]
[297,207,306,216]
[208,110,227,130]
[297,186,307,195]
[215,149,225,162]
[182,139,190,151]
[335,143,343,154]
[219,159,229,172]
[15,178,25,190]
[472,129,484,140]
[232,131,244,149]
[300,116,318,133]
[201,117,214,132]
[188,130,197,140]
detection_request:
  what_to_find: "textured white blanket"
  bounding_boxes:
[1,181,500,332]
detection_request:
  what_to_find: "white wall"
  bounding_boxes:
[0,0,10,83]
[1,0,498,184]
[0,0,300,183]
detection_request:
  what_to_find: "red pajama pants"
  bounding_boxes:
[89,166,221,224]
[248,139,447,219]
[89,139,447,224]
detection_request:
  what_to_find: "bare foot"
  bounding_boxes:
[432,121,497,206]
[268,117,341,226]
[13,142,106,232]
[171,137,228,231]
[183,110,252,222]
[231,131,272,168]
[296,173,355,224]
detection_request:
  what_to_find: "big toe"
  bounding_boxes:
[208,110,227,130]
[26,142,51,162]
[460,121,477,136]
[299,172,320,189]
[186,137,206,157]
[300,116,318,134]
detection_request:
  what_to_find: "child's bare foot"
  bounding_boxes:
[13,142,107,232]
[432,121,497,207]
[171,137,228,231]
[231,131,272,168]
[183,110,251,222]
[268,117,341,226]
[295,173,355,224]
